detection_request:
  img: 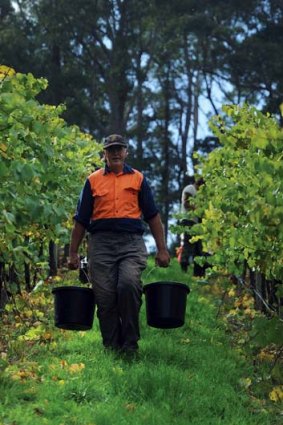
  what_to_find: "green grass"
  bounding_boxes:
[0,259,280,424]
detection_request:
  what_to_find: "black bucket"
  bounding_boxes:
[52,286,95,331]
[143,281,190,329]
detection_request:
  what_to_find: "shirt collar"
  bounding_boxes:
[103,163,134,175]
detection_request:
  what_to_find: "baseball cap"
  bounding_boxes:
[103,134,128,149]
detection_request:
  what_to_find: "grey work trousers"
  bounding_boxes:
[88,232,148,351]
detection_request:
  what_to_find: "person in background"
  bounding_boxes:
[179,177,205,276]
[68,134,170,357]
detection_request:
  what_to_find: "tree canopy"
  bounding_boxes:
[1,0,282,238]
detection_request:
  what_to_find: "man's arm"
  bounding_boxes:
[148,213,170,267]
[68,178,93,269]
[68,221,86,269]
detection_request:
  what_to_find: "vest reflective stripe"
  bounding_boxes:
[88,168,144,220]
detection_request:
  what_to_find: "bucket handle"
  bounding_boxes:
[144,265,156,282]
[143,264,166,284]
[80,268,92,287]
[80,270,91,285]
[143,262,174,283]
[55,264,92,288]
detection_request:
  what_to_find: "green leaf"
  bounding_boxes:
[251,317,283,346]
[0,161,9,178]
[20,163,35,181]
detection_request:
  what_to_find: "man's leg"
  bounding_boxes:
[88,233,121,350]
[117,234,147,352]
[193,240,206,277]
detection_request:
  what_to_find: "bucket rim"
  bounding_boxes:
[52,286,94,294]
[143,281,190,293]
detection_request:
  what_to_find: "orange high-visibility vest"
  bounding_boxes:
[88,168,144,220]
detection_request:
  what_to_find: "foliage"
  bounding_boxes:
[189,104,283,281]
[199,272,283,413]
[0,66,102,273]
[1,0,282,235]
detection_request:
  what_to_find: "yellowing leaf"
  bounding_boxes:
[269,386,283,402]
[0,143,7,152]
[198,296,209,304]
[42,332,52,341]
[180,338,191,344]
[239,377,252,388]
[227,309,238,317]
[242,294,254,308]
[124,402,136,412]
[243,307,256,318]
[0,65,16,78]
[24,310,33,318]
[258,350,275,362]
[228,288,236,297]
[60,360,68,368]
[68,363,85,373]
[112,366,124,376]
[10,369,38,381]
[53,276,62,282]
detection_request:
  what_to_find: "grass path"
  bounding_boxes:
[0,259,279,424]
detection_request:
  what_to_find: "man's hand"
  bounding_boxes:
[155,249,170,268]
[148,214,171,268]
[68,252,80,270]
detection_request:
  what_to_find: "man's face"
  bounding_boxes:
[104,145,128,168]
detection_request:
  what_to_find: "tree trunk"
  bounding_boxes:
[0,262,8,312]
[63,243,70,266]
[49,240,58,276]
[162,72,171,241]
[9,264,21,293]
[250,270,264,312]
[136,59,144,168]
[24,262,31,292]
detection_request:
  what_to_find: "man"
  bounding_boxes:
[180,177,204,275]
[69,134,170,356]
